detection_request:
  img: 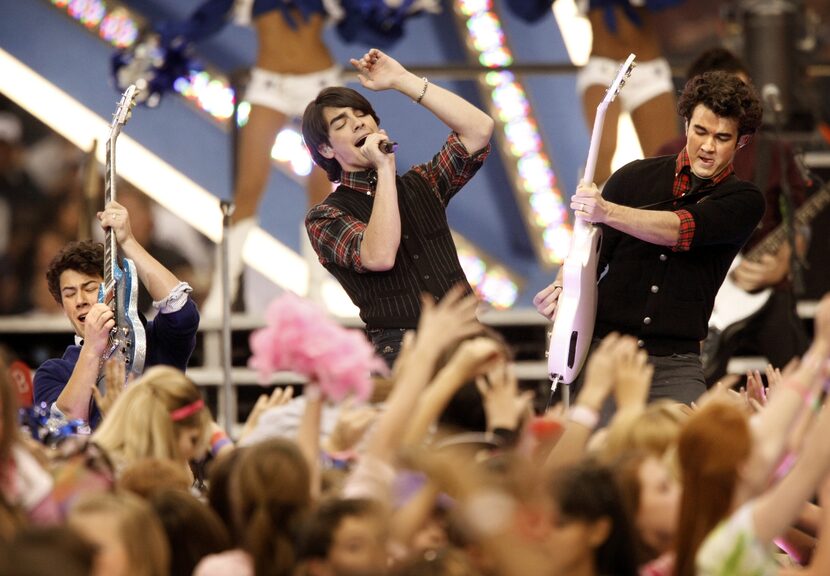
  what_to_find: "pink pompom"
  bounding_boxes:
[248,294,388,401]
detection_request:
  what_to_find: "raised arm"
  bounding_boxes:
[351,48,494,153]
[746,294,830,481]
[98,201,182,301]
[362,286,482,463]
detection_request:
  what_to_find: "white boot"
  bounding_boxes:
[202,217,257,319]
[301,223,326,304]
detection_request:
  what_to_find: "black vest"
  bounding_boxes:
[322,170,472,328]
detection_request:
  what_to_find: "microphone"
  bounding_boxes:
[379,140,398,154]
[762,84,783,114]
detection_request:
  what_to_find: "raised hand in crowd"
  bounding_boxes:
[237,386,294,445]
[90,358,129,418]
[476,363,533,435]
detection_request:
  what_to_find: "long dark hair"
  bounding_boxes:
[548,460,639,576]
[233,439,311,576]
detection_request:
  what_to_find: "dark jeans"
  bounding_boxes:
[366,327,408,370]
[568,338,707,425]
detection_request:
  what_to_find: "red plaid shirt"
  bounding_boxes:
[672,149,734,252]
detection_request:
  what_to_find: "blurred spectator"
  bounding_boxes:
[148,489,232,576]
[0,525,96,576]
[68,490,170,576]
[0,111,48,315]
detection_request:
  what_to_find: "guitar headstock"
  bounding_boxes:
[601,53,637,107]
[111,85,139,131]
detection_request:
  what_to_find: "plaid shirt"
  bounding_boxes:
[672,149,735,252]
[307,132,490,272]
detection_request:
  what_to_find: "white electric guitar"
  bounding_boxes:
[547,54,636,397]
[703,182,830,377]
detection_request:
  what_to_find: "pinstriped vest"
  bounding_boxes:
[322,170,472,329]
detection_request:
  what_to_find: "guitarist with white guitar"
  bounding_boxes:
[657,48,813,385]
[33,87,200,430]
[535,71,765,411]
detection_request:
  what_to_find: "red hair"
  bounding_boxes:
[673,401,751,576]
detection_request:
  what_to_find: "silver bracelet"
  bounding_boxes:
[414,77,429,104]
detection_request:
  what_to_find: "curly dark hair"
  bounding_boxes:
[45,240,104,304]
[677,71,762,137]
[302,87,380,184]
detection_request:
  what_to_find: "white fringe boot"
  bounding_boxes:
[202,217,256,318]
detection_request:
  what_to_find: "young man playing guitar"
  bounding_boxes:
[34,201,200,429]
[535,71,764,407]
[657,48,811,385]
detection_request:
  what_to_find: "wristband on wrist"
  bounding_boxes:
[322,450,357,470]
[568,405,600,430]
[490,427,519,447]
[209,429,232,457]
[463,489,516,537]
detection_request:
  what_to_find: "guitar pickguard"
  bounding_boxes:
[98,257,146,384]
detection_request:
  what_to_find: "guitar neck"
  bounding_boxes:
[745,183,830,261]
[103,138,117,291]
[574,102,610,235]
[584,103,608,186]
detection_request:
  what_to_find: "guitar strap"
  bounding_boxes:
[634,173,738,211]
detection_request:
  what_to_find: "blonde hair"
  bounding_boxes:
[69,490,170,576]
[601,400,692,462]
[118,457,193,499]
[93,366,211,470]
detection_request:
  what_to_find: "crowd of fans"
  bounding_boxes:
[0,278,828,576]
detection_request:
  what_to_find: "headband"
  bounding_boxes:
[170,398,205,422]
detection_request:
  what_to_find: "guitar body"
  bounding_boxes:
[102,258,147,377]
[707,255,772,333]
[548,224,602,383]
[546,54,636,387]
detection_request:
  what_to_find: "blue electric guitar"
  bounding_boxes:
[547,54,636,399]
[98,85,146,381]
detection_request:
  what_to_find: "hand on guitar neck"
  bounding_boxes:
[730,248,790,292]
[97,201,135,253]
[571,181,605,224]
[98,200,180,301]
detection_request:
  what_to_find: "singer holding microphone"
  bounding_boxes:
[302,48,494,366]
